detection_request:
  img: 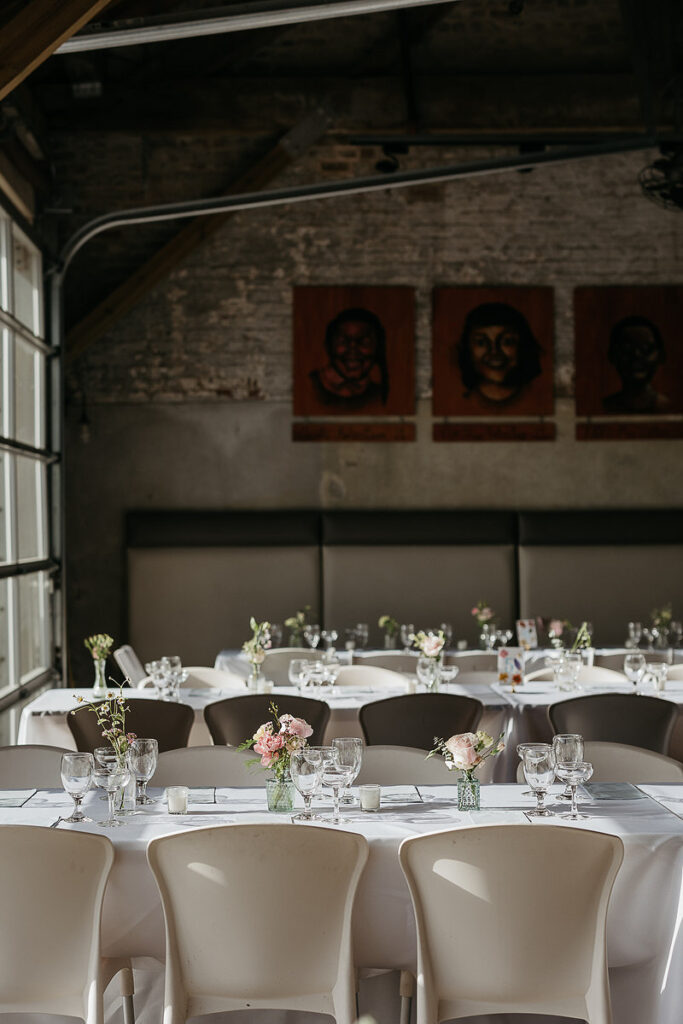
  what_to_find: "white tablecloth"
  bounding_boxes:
[2,783,682,1024]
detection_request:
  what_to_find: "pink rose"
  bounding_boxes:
[470,606,479,617]
[480,607,493,622]
[422,635,444,658]
[444,732,481,770]
[254,732,284,757]
[280,714,313,739]
[259,749,281,769]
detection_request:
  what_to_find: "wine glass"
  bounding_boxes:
[307,745,339,802]
[322,762,354,824]
[355,623,369,650]
[290,749,322,822]
[303,624,321,649]
[288,658,309,689]
[269,624,282,648]
[60,752,94,822]
[627,621,642,647]
[553,733,584,801]
[439,663,459,686]
[565,652,583,688]
[439,623,453,647]
[624,653,646,692]
[522,745,555,817]
[332,737,363,804]
[645,661,668,692]
[516,742,549,796]
[416,656,438,691]
[320,629,338,650]
[400,623,415,653]
[92,762,130,827]
[128,737,158,805]
[555,761,593,820]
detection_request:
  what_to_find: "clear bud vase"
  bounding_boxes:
[92,658,108,698]
[457,771,480,811]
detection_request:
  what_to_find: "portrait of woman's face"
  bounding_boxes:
[467,323,520,387]
[328,318,379,383]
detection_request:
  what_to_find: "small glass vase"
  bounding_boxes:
[247,662,264,691]
[266,776,295,813]
[384,633,397,650]
[92,658,108,698]
[457,771,480,811]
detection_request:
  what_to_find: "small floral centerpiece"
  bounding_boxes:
[378,614,399,649]
[570,621,592,652]
[471,601,495,628]
[72,684,136,764]
[240,702,313,812]
[411,630,445,691]
[284,605,310,646]
[547,618,566,649]
[242,617,271,688]
[428,730,505,810]
[84,633,114,696]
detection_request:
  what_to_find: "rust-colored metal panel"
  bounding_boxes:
[433,422,555,442]
[576,421,683,441]
[292,422,416,441]
[432,286,554,417]
[293,285,415,417]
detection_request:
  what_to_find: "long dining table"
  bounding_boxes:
[3,781,683,1024]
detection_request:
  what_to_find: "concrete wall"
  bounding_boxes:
[61,141,683,679]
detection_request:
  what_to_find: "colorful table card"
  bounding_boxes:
[516,619,538,649]
[497,648,525,689]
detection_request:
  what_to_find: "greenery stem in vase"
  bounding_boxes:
[378,614,399,650]
[284,605,311,647]
[241,618,272,690]
[84,633,114,697]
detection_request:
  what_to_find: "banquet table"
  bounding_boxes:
[2,782,683,1024]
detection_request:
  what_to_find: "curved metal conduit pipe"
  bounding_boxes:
[48,133,655,675]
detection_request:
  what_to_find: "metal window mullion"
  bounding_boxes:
[0,310,50,353]
[0,215,9,314]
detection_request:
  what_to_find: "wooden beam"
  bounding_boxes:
[0,150,35,222]
[0,0,113,102]
[65,109,330,360]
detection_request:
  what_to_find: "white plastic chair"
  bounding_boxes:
[666,664,683,680]
[0,744,72,788]
[353,653,418,672]
[453,671,499,686]
[356,745,454,785]
[0,826,118,1024]
[594,652,632,670]
[335,665,407,688]
[515,740,683,783]
[525,665,627,684]
[449,653,498,672]
[181,666,244,689]
[399,824,623,1024]
[147,823,368,1024]
[152,746,265,787]
[262,647,324,685]
[114,645,147,686]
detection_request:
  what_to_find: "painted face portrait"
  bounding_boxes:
[457,303,542,404]
[310,307,389,408]
[603,315,669,414]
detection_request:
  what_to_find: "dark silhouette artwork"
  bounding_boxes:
[293,286,415,418]
[574,287,683,430]
[432,287,554,420]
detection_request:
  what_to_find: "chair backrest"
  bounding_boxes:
[667,664,683,681]
[152,746,266,787]
[204,694,330,746]
[335,665,407,688]
[447,653,498,672]
[353,653,418,672]
[593,652,631,670]
[182,666,244,689]
[548,692,678,754]
[356,745,454,785]
[0,826,113,1023]
[147,824,368,1021]
[113,644,147,685]
[261,648,324,685]
[399,825,623,1024]
[359,693,483,749]
[515,739,683,783]
[452,671,500,686]
[526,665,626,683]
[68,699,195,753]
[0,744,72,788]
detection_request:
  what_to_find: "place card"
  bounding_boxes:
[0,789,36,807]
[497,647,525,688]
[516,620,538,649]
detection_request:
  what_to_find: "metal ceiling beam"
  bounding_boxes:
[56,0,462,53]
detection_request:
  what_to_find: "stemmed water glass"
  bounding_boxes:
[554,761,593,820]
[439,663,459,686]
[288,658,309,690]
[624,653,646,693]
[308,745,339,802]
[332,737,363,804]
[522,745,555,817]
[400,623,415,653]
[516,742,549,796]
[627,621,642,648]
[320,629,338,650]
[128,737,158,805]
[355,623,369,649]
[60,752,94,822]
[553,733,584,801]
[304,624,321,649]
[290,749,322,822]
[322,762,354,824]
[92,761,130,827]
[440,623,453,647]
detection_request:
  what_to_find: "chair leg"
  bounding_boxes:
[120,965,136,1024]
[399,970,415,1024]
